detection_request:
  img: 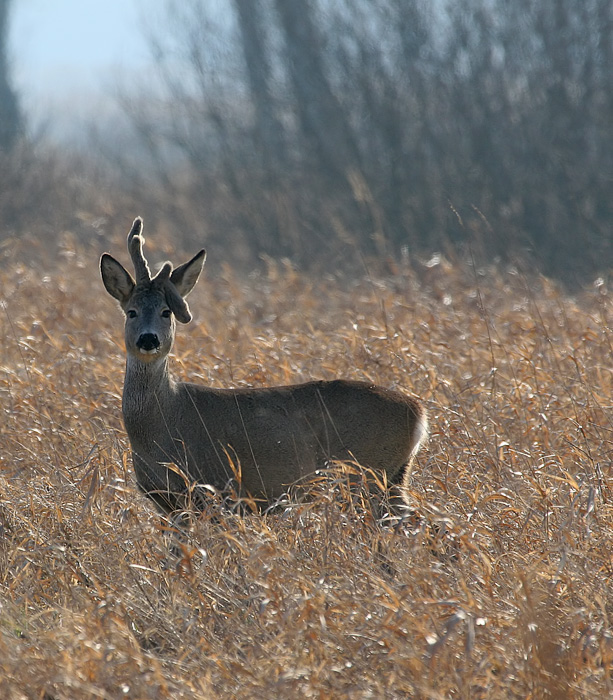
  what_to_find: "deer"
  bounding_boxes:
[100,217,428,520]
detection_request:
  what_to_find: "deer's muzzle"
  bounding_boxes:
[136,333,161,354]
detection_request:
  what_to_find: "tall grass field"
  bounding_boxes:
[0,240,611,698]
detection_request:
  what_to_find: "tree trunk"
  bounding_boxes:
[0,0,22,152]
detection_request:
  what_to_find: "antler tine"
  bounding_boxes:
[127,216,152,283]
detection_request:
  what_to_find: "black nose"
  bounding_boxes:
[137,333,160,351]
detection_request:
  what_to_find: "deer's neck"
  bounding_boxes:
[123,354,175,420]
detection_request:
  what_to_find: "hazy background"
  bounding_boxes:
[12,0,147,140]
[2,0,613,285]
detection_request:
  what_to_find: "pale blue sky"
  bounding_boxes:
[10,0,150,134]
[10,0,147,101]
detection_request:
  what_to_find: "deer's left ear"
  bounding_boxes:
[171,250,206,297]
[165,281,193,324]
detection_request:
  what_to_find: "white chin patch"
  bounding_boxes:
[139,348,159,355]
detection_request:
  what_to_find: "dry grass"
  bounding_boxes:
[1,240,612,699]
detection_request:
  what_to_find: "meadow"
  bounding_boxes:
[0,234,612,699]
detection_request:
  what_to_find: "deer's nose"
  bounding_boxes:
[136,333,160,352]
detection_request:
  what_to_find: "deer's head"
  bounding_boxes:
[100,217,206,362]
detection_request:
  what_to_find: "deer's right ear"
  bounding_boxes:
[100,253,135,304]
[171,249,206,298]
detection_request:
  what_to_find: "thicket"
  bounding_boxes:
[2,1,612,285]
[109,0,613,283]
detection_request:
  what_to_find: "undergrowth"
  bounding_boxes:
[0,240,612,699]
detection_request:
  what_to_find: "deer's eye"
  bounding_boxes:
[126,309,137,319]
[161,309,172,318]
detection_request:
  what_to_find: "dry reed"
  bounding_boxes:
[0,241,612,699]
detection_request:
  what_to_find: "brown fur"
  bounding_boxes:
[101,217,428,515]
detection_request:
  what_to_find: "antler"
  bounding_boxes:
[152,260,193,323]
[127,217,152,283]
[124,216,193,322]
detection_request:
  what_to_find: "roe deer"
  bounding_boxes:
[100,217,428,516]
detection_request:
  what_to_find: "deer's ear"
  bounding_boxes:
[170,249,206,298]
[165,281,192,324]
[100,254,135,304]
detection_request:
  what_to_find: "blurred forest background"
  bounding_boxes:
[1,0,612,285]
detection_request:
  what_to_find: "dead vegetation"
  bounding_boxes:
[1,240,612,699]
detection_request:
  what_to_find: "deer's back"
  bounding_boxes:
[160,378,424,500]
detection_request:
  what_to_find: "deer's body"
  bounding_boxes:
[101,218,427,515]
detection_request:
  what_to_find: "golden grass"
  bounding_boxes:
[1,242,612,699]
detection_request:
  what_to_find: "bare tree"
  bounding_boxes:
[273,0,361,179]
[232,0,284,170]
[111,0,613,283]
[0,0,21,151]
